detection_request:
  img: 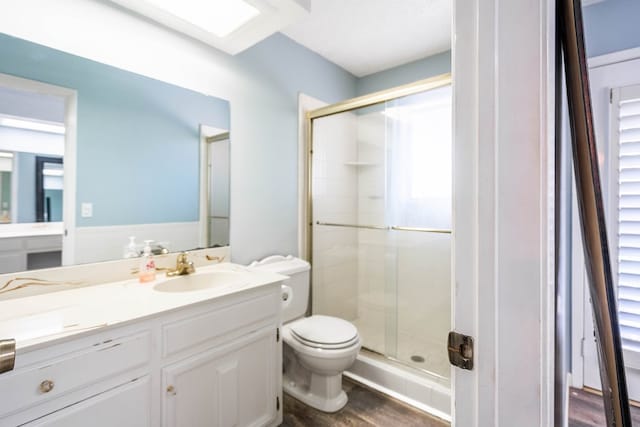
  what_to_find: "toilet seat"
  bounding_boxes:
[289,315,359,350]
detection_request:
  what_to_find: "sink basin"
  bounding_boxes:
[153,271,247,293]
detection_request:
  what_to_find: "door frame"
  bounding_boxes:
[296,1,555,424]
[0,73,77,266]
[198,124,230,248]
[296,1,555,423]
[452,0,555,425]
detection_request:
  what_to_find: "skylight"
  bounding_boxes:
[144,0,260,37]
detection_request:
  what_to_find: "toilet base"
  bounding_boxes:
[283,372,348,413]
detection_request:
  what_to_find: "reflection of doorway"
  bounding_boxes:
[0,73,77,267]
[198,125,230,248]
[35,156,63,222]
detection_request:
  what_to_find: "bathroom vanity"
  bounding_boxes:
[0,262,285,427]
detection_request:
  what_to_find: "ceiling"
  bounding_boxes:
[281,0,452,77]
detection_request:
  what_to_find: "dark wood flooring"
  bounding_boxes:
[569,387,640,426]
[280,378,447,427]
[281,381,640,426]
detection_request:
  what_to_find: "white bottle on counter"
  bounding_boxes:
[123,236,138,258]
[138,240,156,283]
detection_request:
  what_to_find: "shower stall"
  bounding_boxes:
[306,75,452,417]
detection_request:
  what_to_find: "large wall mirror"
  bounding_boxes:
[0,34,231,273]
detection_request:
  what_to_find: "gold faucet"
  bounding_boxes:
[166,252,195,277]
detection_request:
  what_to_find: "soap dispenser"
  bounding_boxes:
[138,240,156,283]
[123,236,138,259]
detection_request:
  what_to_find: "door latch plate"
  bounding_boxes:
[448,331,474,370]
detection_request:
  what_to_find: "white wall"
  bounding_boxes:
[0,127,64,156]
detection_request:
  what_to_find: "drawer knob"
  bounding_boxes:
[39,380,55,393]
[167,385,176,395]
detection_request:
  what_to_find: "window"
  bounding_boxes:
[614,84,640,352]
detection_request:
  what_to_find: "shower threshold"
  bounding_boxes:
[344,348,451,422]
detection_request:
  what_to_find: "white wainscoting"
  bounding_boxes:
[74,222,200,265]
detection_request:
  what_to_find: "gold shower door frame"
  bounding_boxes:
[303,73,452,373]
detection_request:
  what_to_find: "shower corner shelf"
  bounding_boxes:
[344,161,378,167]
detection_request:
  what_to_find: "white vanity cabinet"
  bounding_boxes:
[0,329,153,427]
[0,281,283,427]
[162,327,278,427]
[159,285,282,427]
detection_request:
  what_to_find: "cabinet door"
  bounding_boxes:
[23,376,150,427]
[163,327,277,427]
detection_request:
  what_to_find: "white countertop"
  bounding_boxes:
[0,262,286,352]
[0,222,63,239]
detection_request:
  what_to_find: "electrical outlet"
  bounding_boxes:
[81,202,93,218]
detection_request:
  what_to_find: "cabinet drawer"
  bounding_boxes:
[25,236,62,251]
[0,331,151,417]
[23,376,151,427]
[0,237,22,252]
[163,292,278,359]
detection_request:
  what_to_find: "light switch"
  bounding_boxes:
[81,202,93,218]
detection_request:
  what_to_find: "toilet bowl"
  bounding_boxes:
[248,255,361,413]
[282,315,361,412]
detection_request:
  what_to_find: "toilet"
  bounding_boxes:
[249,255,361,413]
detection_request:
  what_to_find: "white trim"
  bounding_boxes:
[570,186,586,388]
[63,89,77,266]
[453,0,554,425]
[344,371,451,423]
[10,154,18,224]
[589,47,640,69]
[0,73,77,266]
[296,93,326,259]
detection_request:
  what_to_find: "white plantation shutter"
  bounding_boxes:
[616,84,640,353]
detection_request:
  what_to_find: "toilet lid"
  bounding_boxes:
[290,315,358,346]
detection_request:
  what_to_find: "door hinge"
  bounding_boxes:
[580,337,585,357]
[610,88,613,103]
[448,331,474,370]
[276,328,280,342]
[276,396,280,411]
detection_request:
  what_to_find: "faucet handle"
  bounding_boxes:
[176,252,189,263]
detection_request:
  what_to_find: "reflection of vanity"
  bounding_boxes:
[0,33,231,273]
[0,223,63,273]
[0,259,284,426]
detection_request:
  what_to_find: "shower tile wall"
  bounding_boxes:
[312,112,359,321]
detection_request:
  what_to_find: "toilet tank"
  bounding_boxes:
[248,255,310,323]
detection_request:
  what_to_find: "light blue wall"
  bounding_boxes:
[0,30,448,264]
[228,34,357,262]
[583,0,640,57]
[0,33,230,226]
[356,51,451,96]
[16,152,35,223]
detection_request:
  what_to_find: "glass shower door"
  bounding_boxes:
[310,82,452,384]
[384,86,452,378]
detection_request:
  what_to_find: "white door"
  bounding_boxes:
[580,54,640,402]
[162,327,278,427]
[452,0,554,426]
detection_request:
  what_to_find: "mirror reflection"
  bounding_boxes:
[0,35,230,273]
